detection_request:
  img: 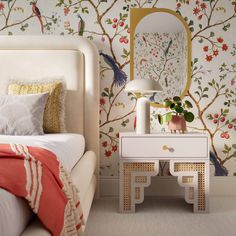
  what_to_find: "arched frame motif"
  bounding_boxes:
[130,8,192,108]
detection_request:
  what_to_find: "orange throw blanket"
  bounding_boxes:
[0,144,83,236]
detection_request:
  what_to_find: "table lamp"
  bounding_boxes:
[125,79,162,134]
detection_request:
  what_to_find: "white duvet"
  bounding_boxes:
[0,133,85,236]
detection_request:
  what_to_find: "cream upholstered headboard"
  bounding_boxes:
[0,36,100,183]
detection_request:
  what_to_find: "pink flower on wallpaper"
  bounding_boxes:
[222,44,228,51]
[177,3,181,9]
[105,150,112,157]
[100,98,106,105]
[213,49,219,56]
[217,37,224,43]
[112,145,117,152]
[200,3,207,10]
[198,14,203,20]
[102,141,108,147]
[206,55,213,62]
[0,3,4,11]
[193,7,200,15]
[64,7,70,16]
[203,46,208,52]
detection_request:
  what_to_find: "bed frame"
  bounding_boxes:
[0,36,100,234]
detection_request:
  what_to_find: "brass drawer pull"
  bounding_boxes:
[162,145,175,153]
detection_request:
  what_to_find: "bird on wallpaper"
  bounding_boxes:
[78,15,85,36]
[100,52,127,87]
[210,151,228,176]
[164,39,172,56]
[32,2,44,33]
[149,92,156,102]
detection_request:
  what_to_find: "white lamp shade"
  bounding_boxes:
[125,79,162,94]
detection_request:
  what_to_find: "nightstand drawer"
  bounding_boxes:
[121,136,208,158]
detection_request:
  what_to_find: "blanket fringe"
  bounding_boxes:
[59,165,84,236]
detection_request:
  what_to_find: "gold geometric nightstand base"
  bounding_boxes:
[120,160,209,213]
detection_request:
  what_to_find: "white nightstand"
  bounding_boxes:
[119,132,209,213]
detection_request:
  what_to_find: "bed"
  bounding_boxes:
[0,36,99,236]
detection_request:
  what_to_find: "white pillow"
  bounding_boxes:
[0,93,49,135]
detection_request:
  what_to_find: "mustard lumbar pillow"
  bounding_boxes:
[8,80,66,133]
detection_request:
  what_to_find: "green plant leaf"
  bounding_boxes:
[175,106,184,114]
[184,112,194,122]
[163,99,171,108]
[165,113,172,123]
[170,103,176,110]
[173,96,181,102]
[185,100,193,108]
[158,114,163,124]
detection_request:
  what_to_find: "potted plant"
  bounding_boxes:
[158,96,195,133]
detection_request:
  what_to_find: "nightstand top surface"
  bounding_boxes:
[120,132,208,137]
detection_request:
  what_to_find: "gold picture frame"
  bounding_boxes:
[130,8,192,108]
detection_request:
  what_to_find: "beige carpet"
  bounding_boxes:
[84,196,236,236]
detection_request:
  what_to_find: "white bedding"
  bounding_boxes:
[0,133,85,171]
[0,133,86,236]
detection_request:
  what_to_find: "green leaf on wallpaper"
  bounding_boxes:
[184,17,188,22]
[199,24,203,29]
[209,31,215,37]
[87,35,93,40]
[207,114,213,120]
[189,27,194,32]
[233,151,236,157]
[198,38,203,43]
[101,92,108,97]
[223,109,229,114]
[176,10,181,16]
[109,92,114,98]
[101,0,108,2]
[106,19,112,24]
[195,91,200,97]
[82,7,89,14]
[232,144,236,149]
[8,32,13,35]
[121,119,129,127]
[122,48,130,58]
[224,144,231,152]
[223,23,230,31]
[194,58,198,64]
[188,20,194,26]
[56,0,64,7]
[109,127,114,133]
[68,0,72,4]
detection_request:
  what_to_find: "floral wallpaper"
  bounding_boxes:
[134,31,187,103]
[0,0,235,177]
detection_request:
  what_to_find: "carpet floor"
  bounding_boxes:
[84,196,236,236]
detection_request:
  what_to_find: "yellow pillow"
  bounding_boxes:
[8,81,66,133]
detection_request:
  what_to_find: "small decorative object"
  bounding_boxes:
[158,96,194,133]
[125,79,162,134]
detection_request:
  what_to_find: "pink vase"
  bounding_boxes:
[168,115,186,133]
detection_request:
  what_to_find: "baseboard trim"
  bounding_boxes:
[100,176,236,197]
